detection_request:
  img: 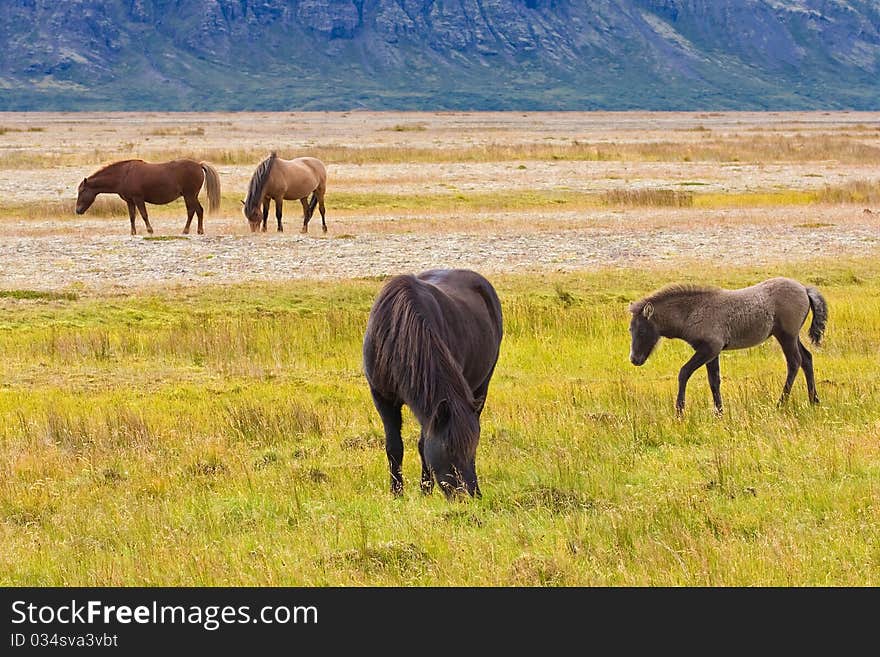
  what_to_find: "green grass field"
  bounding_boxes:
[1,260,878,585]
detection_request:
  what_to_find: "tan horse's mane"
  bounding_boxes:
[88,159,142,179]
[243,152,277,217]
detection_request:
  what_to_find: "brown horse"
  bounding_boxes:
[242,152,327,233]
[76,159,221,235]
[363,269,503,498]
[629,277,828,414]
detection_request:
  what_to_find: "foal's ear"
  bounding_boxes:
[642,302,654,320]
[430,399,451,434]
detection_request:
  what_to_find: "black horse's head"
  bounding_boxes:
[424,398,482,499]
[75,178,97,215]
[629,301,660,366]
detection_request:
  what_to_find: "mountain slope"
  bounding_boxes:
[1,0,878,110]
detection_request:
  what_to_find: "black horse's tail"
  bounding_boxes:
[307,192,318,219]
[805,286,827,346]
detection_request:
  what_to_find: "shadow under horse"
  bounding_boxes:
[363,269,503,498]
[629,277,828,414]
[76,159,221,235]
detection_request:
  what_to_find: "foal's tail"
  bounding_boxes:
[805,285,828,346]
[307,192,319,220]
[200,162,221,213]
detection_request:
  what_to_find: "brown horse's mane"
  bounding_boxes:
[243,152,277,217]
[89,159,142,179]
[367,275,477,454]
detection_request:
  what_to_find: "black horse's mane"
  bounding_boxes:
[366,275,477,454]
[243,152,277,217]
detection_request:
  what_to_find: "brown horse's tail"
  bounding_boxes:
[200,162,221,213]
[806,286,827,346]
[307,192,319,219]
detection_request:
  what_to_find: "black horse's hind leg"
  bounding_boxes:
[135,199,153,234]
[798,339,819,404]
[125,199,137,236]
[776,332,802,405]
[275,198,283,232]
[417,429,433,495]
[706,356,723,415]
[676,342,721,415]
[261,200,269,232]
[371,390,404,495]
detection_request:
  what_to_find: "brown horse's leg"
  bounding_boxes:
[705,356,723,415]
[798,339,819,404]
[275,198,283,232]
[135,199,153,234]
[775,332,802,405]
[676,342,721,415]
[300,197,310,233]
[182,196,196,235]
[126,200,137,236]
[371,390,404,495]
[261,200,269,232]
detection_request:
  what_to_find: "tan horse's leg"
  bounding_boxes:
[261,200,269,232]
[300,197,310,233]
[135,199,154,235]
[317,185,327,233]
[183,195,203,235]
[275,198,283,232]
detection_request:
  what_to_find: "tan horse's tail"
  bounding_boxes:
[200,162,221,213]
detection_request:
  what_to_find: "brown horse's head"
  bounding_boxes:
[75,178,97,215]
[424,398,482,499]
[628,301,660,366]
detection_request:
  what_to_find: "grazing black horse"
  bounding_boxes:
[629,277,828,414]
[363,269,503,498]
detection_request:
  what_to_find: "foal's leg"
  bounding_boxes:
[371,390,404,495]
[775,333,802,405]
[705,356,723,415]
[798,339,819,404]
[417,429,433,495]
[676,342,721,415]
[126,200,137,236]
[275,198,283,232]
[135,199,153,234]
[261,200,269,232]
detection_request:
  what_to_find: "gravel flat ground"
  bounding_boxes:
[0,208,875,292]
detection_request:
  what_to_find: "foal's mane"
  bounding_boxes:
[368,275,476,453]
[243,152,277,217]
[633,284,720,311]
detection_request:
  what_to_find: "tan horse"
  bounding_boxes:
[76,159,221,235]
[242,153,327,233]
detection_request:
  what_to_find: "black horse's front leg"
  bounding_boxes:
[417,429,433,495]
[676,343,721,415]
[371,390,404,495]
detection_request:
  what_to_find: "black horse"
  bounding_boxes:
[363,269,503,498]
